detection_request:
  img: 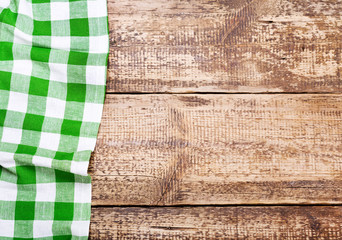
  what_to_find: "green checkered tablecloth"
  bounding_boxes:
[0,0,108,238]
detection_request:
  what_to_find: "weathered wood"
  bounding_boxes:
[90,94,342,205]
[90,206,342,239]
[107,0,342,93]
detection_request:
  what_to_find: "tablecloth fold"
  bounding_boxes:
[0,0,109,238]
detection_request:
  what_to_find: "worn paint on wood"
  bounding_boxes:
[89,94,342,205]
[107,0,342,93]
[90,206,342,239]
[90,0,342,237]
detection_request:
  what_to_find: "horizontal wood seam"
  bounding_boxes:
[105,92,342,95]
[91,203,342,208]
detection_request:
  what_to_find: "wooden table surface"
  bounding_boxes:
[89,0,342,238]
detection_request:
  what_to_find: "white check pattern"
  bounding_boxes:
[0,0,108,238]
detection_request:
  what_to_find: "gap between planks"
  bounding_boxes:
[105,92,342,95]
[91,203,342,208]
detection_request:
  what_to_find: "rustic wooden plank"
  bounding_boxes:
[90,206,342,239]
[89,94,342,205]
[107,0,342,93]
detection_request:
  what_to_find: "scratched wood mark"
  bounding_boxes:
[90,0,342,238]
[90,206,342,239]
[89,94,342,205]
[107,0,342,93]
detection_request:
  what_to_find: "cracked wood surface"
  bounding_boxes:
[89,94,342,206]
[107,0,342,93]
[90,206,342,239]
[90,0,342,238]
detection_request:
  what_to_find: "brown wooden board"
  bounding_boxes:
[107,0,342,93]
[91,0,342,237]
[89,94,342,205]
[90,206,342,239]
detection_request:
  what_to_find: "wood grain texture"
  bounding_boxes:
[90,206,342,239]
[90,0,342,236]
[107,0,342,93]
[89,94,342,205]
